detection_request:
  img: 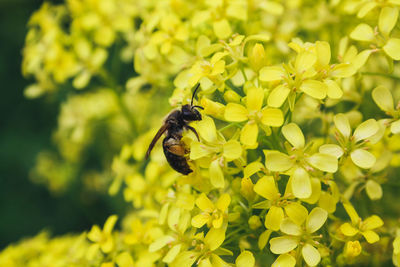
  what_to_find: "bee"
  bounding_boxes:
[145,84,203,175]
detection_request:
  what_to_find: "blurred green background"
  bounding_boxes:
[0,0,123,249]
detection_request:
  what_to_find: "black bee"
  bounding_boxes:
[145,84,203,175]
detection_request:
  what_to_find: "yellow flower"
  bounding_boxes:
[191,193,231,229]
[87,215,118,259]
[372,86,400,134]
[340,202,383,244]
[254,175,309,231]
[333,113,380,169]
[270,207,328,267]
[190,115,243,188]
[224,86,283,147]
[261,40,356,110]
[170,227,228,267]
[265,123,338,199]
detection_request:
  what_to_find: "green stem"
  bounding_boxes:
[240,67,248,82]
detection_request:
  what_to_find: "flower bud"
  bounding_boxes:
[249,43,266,72]
[248,215,262,230]
[344,240,362,258]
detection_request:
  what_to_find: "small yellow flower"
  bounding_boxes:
[270,207,328,267]
[191,193,231,229]
[372,86,400,134]
[333,113,380,169]
[171,227,228,267]
[87,215,118,258]
[225,86,283,147]
[340,202,384,244]
[265,123,338,199]
[190,115,243,188]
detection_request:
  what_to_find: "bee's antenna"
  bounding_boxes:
[191,83,201,106]
[192,105,204,110]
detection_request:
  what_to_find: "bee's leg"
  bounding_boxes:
[185,125,200,141]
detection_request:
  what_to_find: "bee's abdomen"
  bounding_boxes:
[163,137,192,175]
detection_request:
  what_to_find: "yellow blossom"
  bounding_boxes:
[192,193,231,229]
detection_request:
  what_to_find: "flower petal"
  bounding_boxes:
[236,251,255,267]
[334,113,351,138]
[361,230,380,244]
[163,244,182,263]
[223,140,242,161]
[261,108,284,126]
[383,38,400,60]
[306,207,328,233]
[353,119,379,142]
[303,178,321,204]
[246,87,264,111]
[265,206,284,231]
[316,41,331,66]
[244,161,264,177]
[340,223,359,236]
[216,194,231,211]
[350,23,374,41]
[196,193,214,212]
[196,115,218,142]
[295,51,317,73]
[190,141,213,160]
[280,218,302,236]
[302,244,321,267]
[259,66,285,82]
[171,251,200,267]
[291,167,312,199]
[104,215,118,234]
[343,202,360,225]
[350,149,376,169]
[254,176,279,200]
[191,213,211,228]
[284,202,309,225]
[324,79,343,99]
[366,180,383,200]
[362,215,384,230]
[272,254,296,267]
[204,227,225,250]
[149,235,175,252]
[270,236,299,254]
[268,85,290,107]
[265,151,294,171]
[213,19,232,39]
[282,123,305,148]
[240,122,259,146]
[379,7,399,36]
[225,103,248,122]
[307,153,338,173]
[372,86,394,112]
[299,80,327,99]
[391,119,400,134]
[210,159,225,188]
[319,144,344,158]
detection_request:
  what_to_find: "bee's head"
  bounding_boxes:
[182,104,202,121]
[181,83,203,121]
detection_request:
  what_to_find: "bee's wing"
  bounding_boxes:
[145,122,169,159]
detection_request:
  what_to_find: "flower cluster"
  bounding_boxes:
[2,0,400,266]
